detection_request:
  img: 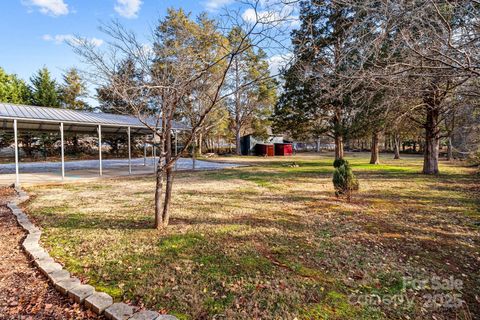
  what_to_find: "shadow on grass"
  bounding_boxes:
[38,214,154,230]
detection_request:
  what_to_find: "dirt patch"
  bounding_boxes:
[0,187,100,319]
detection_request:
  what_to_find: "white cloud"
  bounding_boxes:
[203,0,233,12]
[242,7,298,27]
[42,34,104,47]
[140,43,153,56]
[241,2,300,28]
[268,53,293,76]
[23,0,69,16]
[289,16,300,28]
[114,0,142,19]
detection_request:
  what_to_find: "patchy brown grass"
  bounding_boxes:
[23,152,480,320]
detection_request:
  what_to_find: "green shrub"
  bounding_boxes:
[332,161,359,201]
[333,158,347,168]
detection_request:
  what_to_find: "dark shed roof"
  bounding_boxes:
[0,103,189,134]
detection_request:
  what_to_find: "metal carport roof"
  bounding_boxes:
[0,103,189,134]
[1,103,189,186]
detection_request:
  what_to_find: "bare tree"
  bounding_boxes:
[72,3,286,227]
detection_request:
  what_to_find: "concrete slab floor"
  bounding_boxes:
[0,157,241,187]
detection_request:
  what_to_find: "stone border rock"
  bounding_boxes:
[7,187,177,320]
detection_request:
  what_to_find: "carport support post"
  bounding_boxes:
[143,137,147,166]
[60,122,65,179]
[127,126,131,174]
[13,119,19,187]
[98,125,102,176]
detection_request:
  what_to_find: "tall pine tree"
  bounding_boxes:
[60,68,90,111]
[273,1,367,160]
[30,67,61,107]
[96,59,139,114]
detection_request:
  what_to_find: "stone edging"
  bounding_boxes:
[7,187,177,320]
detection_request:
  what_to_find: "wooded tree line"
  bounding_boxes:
[0,66,90,110]
[273,0,480,174]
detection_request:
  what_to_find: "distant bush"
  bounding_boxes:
[333,158,347,168]
[332,160,359,201]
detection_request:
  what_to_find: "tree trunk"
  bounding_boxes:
[163,167,173,226]
[446,135,453,161]
[370,132,380,164]
[422,107,440,174]
[316,138,320,152]
[234,57,242,156]
[393,134,401,159]
[154,130,166,229]
[154,169,164,228]
[235,126,241,155]
[423,134,439,174]
[198,132,203,155]
[162,128,173,226]
[334,134,344,160]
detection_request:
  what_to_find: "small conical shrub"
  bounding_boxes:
[333,158,347,168]
[332,160,359,201]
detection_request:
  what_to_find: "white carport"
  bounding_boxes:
[0,103,188,187]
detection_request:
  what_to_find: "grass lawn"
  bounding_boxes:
[23,152,479,319]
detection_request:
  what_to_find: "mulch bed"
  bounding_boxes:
[0,187,100,320]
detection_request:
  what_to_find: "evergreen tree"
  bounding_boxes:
[60,68,90,111]
[272,1,370,160]
[272,65,325,141]
[332,160,359,201]
[97,59,139,114]
[30,67,61,107]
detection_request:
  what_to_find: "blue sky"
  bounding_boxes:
[1,0,217,81]
[0,0,294,104]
